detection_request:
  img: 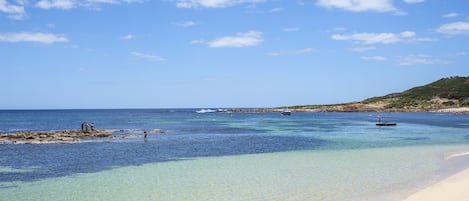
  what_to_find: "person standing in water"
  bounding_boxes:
[144,131,148,142]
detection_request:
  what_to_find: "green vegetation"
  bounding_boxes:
[287,76,469,111]
[363,76,469,109]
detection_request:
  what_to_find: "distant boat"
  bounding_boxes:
[376,122,397,126]
[376,116,396,126]
[281,108,292,116]
[196,109,217,113]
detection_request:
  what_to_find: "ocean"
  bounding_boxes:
[1,109,469,200]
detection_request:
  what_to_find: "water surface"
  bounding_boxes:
[1,110,468,200]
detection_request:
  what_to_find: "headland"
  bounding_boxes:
[229,76,469,113]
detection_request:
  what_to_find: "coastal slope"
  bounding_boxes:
[287,76,469,112]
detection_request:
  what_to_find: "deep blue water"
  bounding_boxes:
[1,109,469,182]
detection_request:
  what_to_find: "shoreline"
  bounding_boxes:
[226,107,469,114]
[403,167,469,201]
[403,150,469,201]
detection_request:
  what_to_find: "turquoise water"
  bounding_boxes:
[1,110,469,200]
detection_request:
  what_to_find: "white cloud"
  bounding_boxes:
[333,27,347,32]
[455,52,466,56]
[176,0,266,8]
[437,21,469,35]
[87,0,144,4]
[361,56,387,61]
[131,51,166,61]
[174,21,195,27]
[36,0,76,9]
[0,0,26,19]
[0,32,68,44]
[400,31,415,38]
[267,48,315,56]
[246,7,285,14]
[350,46,376,52]
[207,30,263,48]
[283,27,299,32]
[403,0,424,4]
[191,39,205,44]
[122,34,135,40]
[316,0,398,13]
[332,32,399,44]
[331,31,433,44]
[15,0,27,5]
[268,7,283,12]
[397,55,450,66]
[443,12,460,18]
[35,0,143,9]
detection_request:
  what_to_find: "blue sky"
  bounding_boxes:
[1,0,468,109]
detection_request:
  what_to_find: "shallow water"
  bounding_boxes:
[3,146,469,201]
[1,110,469,200]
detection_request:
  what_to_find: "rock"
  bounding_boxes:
[1,129,136,144]
[29,140,43,144]
[94,133,111,138]
[25,136,35,140]
[59,137,75,141]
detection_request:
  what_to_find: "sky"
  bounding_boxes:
[1,0,468,109]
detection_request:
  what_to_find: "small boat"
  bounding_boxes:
[376,116,396,126]
[376,122,397,126]
[281,108,292,116]
[196,109,217,113]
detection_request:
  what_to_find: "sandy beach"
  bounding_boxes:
[404,152,469,201]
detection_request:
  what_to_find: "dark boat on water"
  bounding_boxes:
[376,122,397,126]
[281,108,292,116]
[376,116,397,126]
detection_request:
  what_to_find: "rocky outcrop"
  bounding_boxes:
[0,128,168,144]
[0,129,115,144]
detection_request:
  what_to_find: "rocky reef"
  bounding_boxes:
[0,129,166,144]
[0,129,116,144]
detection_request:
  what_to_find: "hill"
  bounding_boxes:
[289,76,469,112]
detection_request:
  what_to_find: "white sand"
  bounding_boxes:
[404,162,469,201]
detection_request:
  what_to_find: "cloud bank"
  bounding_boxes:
[315,0,397,13]
[332,31,433,44]
[0,32,68,44]
[0,0,26,19]
[176,0,266,8]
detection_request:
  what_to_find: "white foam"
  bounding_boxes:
[446,151,469,160]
